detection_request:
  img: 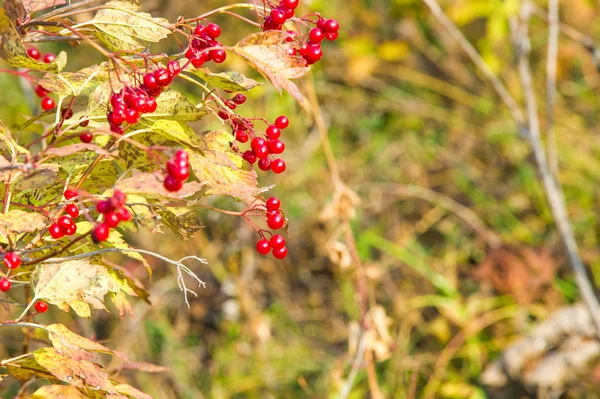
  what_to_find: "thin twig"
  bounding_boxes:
[546,0,560,177]
[337,330,367,399]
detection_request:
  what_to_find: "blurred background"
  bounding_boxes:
[4,0,600,397]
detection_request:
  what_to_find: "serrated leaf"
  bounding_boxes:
[77,1,171,51]
[116,172,205,199]
[186,68,261,92]
[40,65,108,98]
[188,131,260,204]
[33,348,117,394]
[46,323,127,361]
[0,209,46,233]
[143,90,208,121]
[0,10,67,72]
[30,384,86,399]
[233,30,309,103]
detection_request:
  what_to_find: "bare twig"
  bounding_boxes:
[337,330,368,399]
[546,0,560,177]
[422,0,600,335]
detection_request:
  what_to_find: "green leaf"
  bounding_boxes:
[134,119,204,150]
[143,90,208,121]
[233,30,309,103]
[0,10,67,72]
[77,0,172,51]
[40,65,108,98]
[157,207,203,240]
[186,68,261,92]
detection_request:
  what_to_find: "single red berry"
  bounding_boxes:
[41,97,55,111]
[107,111,125,125]
[270,234,286,250]
[275,116,289,129]
[283,0,299,9]
[167,60,181,76]
[143,73,158,90]
[154,68,172,87]
[225,100,237,110]
[79,119,90,127]
[110,123,125,134]
[271,158,286,174]
[57,215,74,231]
[61,108,73,120]
[3,252,21,269]
[317,19,327,31]
[0,278,11,292]
[258,158,271,171]
[324,19,339,33]
[96,200,113,215]
[268,213,285,230]
[251,137,266,151]
[256,238,271,255]
[266,197,281,211]
[110,93,124,108]
[64,189,77,200]
[35,301,49,313]
[164,175,183,192]
[305,45,323,63]
[266,125,281,140]
[27,47,41,60]
[218,110,229,120]
[175,150,189,162]
[63,224,77,236]
[116,208,131,221]
[270,9,287,25]
[194,24,206,36]
[210,49,227,64]
[243,150,257,164]
[233,94,247,105]
[282,5,295,19]
[105,212,120,228]
[80,133,93,143]
[167,161,190,181]
[263,17,281,31]
[49,224,64,239]
[110,190,126,208]
[65,204,79,218]
[268,139,285,154]
[147,98,158,113]
[309,28,324,43]
[42,53,56,63]
[255,145,269,159]
[236,130,249,143]
[191,55,205,68]
[125,109,140,124]
[273,246,288,259]
[206,23,221,38]
[35,84,49,98]
[92,223,110,243]
[325,31,338,41]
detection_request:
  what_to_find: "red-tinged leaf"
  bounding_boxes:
[22,0,67,14]
[3,0,26,23]
[45,143,112,158]
[233,30,310,103]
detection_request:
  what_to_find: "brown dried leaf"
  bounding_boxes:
[46,323,127,361]
[0,209,46,233]
[233,30,309,103]
[22,0,66,14]
[3,0,26,23]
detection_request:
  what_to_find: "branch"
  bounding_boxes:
[546,0,560,177]
[422,0,600,335]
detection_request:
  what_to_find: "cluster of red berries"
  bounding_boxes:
[296,18,339,65]
[255,197,288,259]
[0,252,21,293]
[92,190,131,243]
[164,150,190,192]
[27,47,56,64]
[262,0,299,31]
[237,116,288,174]
[48,189,80,239]
[185,23,226,68]
[27,46,58,111]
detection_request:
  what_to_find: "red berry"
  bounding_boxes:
[325,32,338,41]
[35,301,49,313]
[273,246,288,259]
[317,19,327,30]
[42,53,56,63]
[268,212,285,229]
[266,197,281,210]
[49,224,64,239]
[92,223,110,242]
[107,111,125,125]
[110,93,124,108]
[79,133,93,143]
[57,215,74,231]
[3,252,20,269]
[256,238,271,255]
[110,190,127,208]
[268,140,285,154]
[41,97,55,111]
[63,224,77,236]
[282,6,295,19]
[194,24,206,36]
[125,109,140,124]
[79,119,90,127]
[275,116,289,129]
[191,55,205,68]
[309,28,324,43]
[258,158,271,171]
[96,200,113,215]
[167,60,181,76]
[147,98,158,112]
[206,23,221,39]
[105,212,120,228]
[271,158,286,174]
[324,19,339,33]
[154,68,172,87]
[35,84,49,98]
[110,123,125,134]
[27,47,41,60]
[143,73,158,90]
[236,130,249,143]
[283,0,299,9]
[64,189,77,200]
[175,150,189,162]
[164,175,183,192]
[116,208,131,221]
[243,150,257,164]
[251,137,266,151]
[266,125,281,140]
[263,17,281,31]
[233,94,247,105]
[210,49,226,64]
[167,161,190,181]
[270,9,287,25]
[61,108,73,119]
[255,145,269,159]
[305,45,323,63]
[0,278,11,292]
[65,204,79,218]
[270,234,286,250]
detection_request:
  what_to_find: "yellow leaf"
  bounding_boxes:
[0,209,46,233]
